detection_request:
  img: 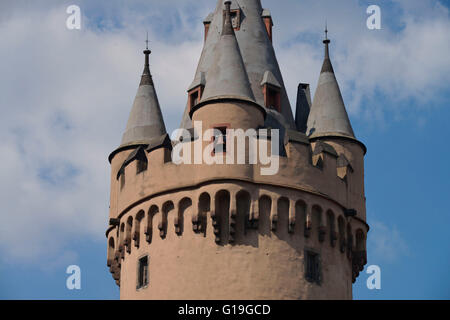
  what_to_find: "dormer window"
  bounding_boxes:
[261,70,282,112]
[136,148,148,174]
[189,88,201,111]
[187,72,206,112]
[265,85,281,112]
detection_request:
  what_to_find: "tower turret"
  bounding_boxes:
[306,28,355,139]
[307,28,367,222]
[107,43,170,255]
[190,0,266,131]
[120,45,168,151]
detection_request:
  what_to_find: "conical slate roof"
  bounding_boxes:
[306,35,355,139]
[199,1,255,103]
[180,0,295,130]
[120,49,167,148]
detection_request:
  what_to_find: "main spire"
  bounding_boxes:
[180,0,295,130]
[306,28,355,139]
[120,43,167,148]
[198,1,255,104]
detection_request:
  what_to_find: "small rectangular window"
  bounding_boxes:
[213,127,228,154]
[305,251,321,284]
[137,256,149,289]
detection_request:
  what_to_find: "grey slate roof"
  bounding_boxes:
[306,39,355,139]
[261,70,281,88]
[187,71,206,92]
[180,0,296,131]
[199,1,255,103]
[120,50,168,148]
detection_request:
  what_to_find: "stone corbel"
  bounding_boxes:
[304,206,312,238]
[270,199,278,232]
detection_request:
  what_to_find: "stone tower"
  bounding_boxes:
[106,0,368,300]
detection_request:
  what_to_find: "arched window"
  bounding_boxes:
[196,193,211,234]
[312,205,324,242]
[347,223,353,259]
[214,190,231,245]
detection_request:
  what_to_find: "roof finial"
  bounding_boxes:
[141,34,153,86]
[320,22,334,73]
[222,1,234,36]
[323,21,331,62]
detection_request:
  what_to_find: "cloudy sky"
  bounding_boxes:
[0,0,449,299]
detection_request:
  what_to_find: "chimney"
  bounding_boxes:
[262,9,273,42]
[295,83,311,133]
[203,13,213,42]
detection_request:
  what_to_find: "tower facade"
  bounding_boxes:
[106,0,368,300]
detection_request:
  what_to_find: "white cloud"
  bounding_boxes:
[367,220,410,263]
[271,0,450,120]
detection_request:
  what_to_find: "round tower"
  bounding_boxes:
[306,28,368,282]
[106,0,368,300]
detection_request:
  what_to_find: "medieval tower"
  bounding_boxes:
[106,0,368,300]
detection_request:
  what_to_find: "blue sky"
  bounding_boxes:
[0,0,449,300]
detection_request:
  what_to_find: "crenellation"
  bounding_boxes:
[106,184,368,296]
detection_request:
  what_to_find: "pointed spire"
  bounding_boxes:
[181,0,295,129]
[321,23,334,74]
[306,30,355,139]
[120,42,167,148]
[196,1,255,105]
